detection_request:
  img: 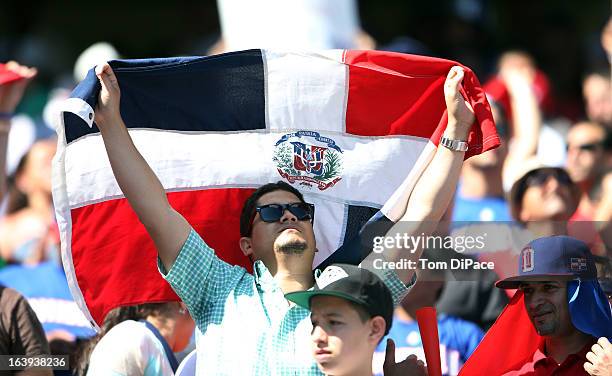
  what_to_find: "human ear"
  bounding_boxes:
[239,237,254,257]
[369,316,386,344]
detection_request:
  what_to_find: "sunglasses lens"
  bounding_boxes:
[259,205,284,222]
[257,203,313,223]
[526,169,572,187]
[567,143,601,152]
[526,171,548,186]
[557,171,572,185]
[580,144,598,152]
[287,203,312,220]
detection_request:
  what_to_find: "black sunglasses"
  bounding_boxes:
[524,168,572,187]
[566,142,602,153]
[515,168,573,203]
[250,202,315,229]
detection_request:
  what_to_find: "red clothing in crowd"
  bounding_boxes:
[503,338,596,376]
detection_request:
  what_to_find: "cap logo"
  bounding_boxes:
[316,266,349,289]
[569,257,587,272]
[522,247,534,273]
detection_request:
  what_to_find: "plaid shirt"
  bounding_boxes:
[159,229,409,376]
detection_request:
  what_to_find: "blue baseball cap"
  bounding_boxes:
[496,236,612,339]
[496,236,597,289]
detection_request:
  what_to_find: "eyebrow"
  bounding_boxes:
[311,311,344,319]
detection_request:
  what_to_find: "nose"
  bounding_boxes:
[526,291,545,312]
[311,325,328,344]
[566,145,580,164]
[279,207,298,223]
[544,175,560,193]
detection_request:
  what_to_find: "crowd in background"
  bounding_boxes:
[0,1,610,375]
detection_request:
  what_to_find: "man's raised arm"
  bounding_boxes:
[363,66,475,283]
[95,63,190,271]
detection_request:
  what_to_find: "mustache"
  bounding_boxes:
[530,306,554,317]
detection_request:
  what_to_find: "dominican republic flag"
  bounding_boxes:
[53,49,499,329]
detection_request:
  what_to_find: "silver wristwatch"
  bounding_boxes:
[440,136,468,152]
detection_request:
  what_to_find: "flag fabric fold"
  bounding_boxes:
[53,49,498,328]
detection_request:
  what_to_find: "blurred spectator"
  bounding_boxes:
[373,256,484,376]
[565,121,612,254]
[208,0,378,56]
[216,0,361,52]
[450,159,581,284]
[0,62,37,206]
[485,51,567,170]
[0,138,58,265]
[86,302,195,376]
[602,18,612,63]
[0,260,95,338]
[484,51,553,122]
[508,160,580,232]
[582,73,612,129]
[73,42,119,83]
[566,121,611,221]
[0,284,52,376]
[73,305,145,375]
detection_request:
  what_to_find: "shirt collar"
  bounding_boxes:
[534,337,596,366]
[253,260,273,282]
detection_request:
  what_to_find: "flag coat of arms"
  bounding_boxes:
[53,49,498,328]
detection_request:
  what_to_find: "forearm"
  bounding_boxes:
[99,117,167,225]
[404,121,467,222]
[506,81,541,165]
[99,116,190,268]
[362,122,467,282]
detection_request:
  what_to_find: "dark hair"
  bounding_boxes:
[347,301,392,341]
[603,127,612,152]
[239,181,306,237]
[6,152,30,214]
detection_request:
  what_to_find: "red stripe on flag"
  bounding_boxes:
[70,188,254,325]
[344,51,499,159]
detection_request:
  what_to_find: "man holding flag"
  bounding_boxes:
[90,58,480,375]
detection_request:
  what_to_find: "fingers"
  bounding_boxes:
[583,360,595,374]
[402,354,424,367]
[586,350,599,364]
[384,338,396,366]
[591,343,604,357]
[2,61,37,82]
[444,66,465,99]
[597,336,611,349]
[96,63,118,91]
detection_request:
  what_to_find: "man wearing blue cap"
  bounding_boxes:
[496,235,612,375]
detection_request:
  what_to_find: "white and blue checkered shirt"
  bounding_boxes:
[159,228,409,375]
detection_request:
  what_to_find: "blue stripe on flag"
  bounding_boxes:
[64,50,266,143]
[317,207,394,269]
